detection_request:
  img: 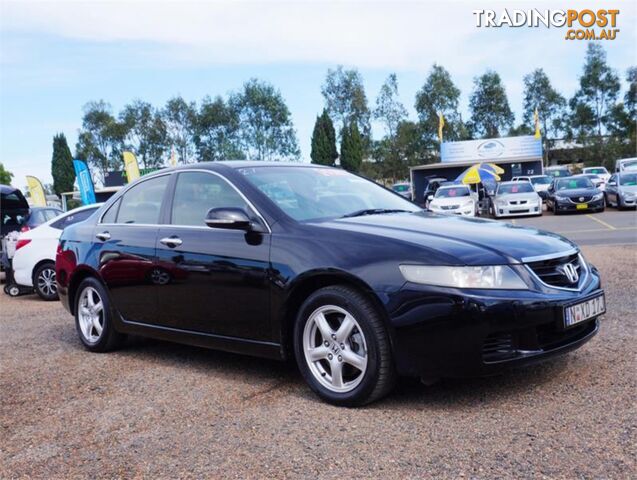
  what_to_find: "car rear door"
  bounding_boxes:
[154,170,272,341]
[93,174,170,325]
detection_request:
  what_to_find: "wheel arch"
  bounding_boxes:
[31,258,56,283]
[67,266,105,315]
[278,270,392,360]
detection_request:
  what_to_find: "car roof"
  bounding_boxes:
[439,184,468,189]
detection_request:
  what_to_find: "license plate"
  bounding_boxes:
[564,294,605,328]
[576,203,588,210]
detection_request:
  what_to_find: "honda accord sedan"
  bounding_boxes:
[56,162,605,406]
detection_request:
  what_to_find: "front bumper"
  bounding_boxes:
[555,198,604,212]
[430,206,475,217]
[619,194,637,207]
[382,269,603,378]
[495,202,542,217]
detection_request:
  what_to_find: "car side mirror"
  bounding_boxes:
[205,208,255,231]
[427,195,434,201]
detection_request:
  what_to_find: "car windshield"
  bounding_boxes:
[584,168,607,174]
[239,166,419,221]
[393,184,409,192]
[619,173,637,186]
[556,177,593,190]
[435,187,470,198]
[530,176,552,185]
[621,159,637,170]
[498,183,534,194]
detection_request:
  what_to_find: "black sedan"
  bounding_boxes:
[546,175,605,214]
[56,162,605,406]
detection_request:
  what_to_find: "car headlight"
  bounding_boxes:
[463,200,474,207]
[399,265,527,289]
[623,191,635,199]
[592,193,603,201]
[555,195,568,202]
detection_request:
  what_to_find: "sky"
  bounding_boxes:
[1,0,635,187]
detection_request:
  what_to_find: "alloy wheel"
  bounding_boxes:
[37,267,57,297]
[302,305,368,393]
[78,286,105,343]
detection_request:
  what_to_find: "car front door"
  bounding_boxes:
[93,174,170,325]
[155,170,272,341]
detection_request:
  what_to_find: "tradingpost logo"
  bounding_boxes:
[472,9,620,40]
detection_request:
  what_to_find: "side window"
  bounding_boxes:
[100,199,120,224]
[171,172,248,227]
[117,175,169,224]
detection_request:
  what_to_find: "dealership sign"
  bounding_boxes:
[440,136,542,163]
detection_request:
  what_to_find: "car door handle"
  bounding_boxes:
[160,237,183,248]
[95,231,111,241]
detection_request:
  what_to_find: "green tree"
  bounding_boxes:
[162,96,197,164]
[194,96,244,161]
[469,71,514,138]
[626,66,637,120]
[310,109,338,166]
[120,99,169,168]
[569,44,621,138]
[340,122,364,173]
[522,68,567,162]
[415,64,462,144]
[373,120,428,181]
[374,74,409,179]
[51,133,75,196]
[375,74,407,138]
[321,66,371,138]
[0,162,13,184]
[230,79,300,161]
[76,100,126,184]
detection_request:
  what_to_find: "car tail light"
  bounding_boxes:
[20,225,30,233]
[56,243,63,255]
[15,239,31,251]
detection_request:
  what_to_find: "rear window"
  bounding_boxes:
[51,208,97,230]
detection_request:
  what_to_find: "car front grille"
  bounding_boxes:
[568,195,593,203]
[526,252,584,289]
[441,205,460,210]
[509,200,528,205]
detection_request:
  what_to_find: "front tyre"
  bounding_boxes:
[33,262,58,301]
[293,285,396,406]
[75,277,124,352]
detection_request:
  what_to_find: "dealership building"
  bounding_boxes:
[410,135,543,203]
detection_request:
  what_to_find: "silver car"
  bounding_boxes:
[605,172,637,209]
[491,181,542,218]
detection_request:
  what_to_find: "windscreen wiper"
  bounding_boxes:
[341,208,412,218]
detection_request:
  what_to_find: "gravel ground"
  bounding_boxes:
[1,245,636,479]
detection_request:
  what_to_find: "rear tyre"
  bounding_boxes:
[293,285,396,407]
[75,277,124,352]
[33,262,58,301]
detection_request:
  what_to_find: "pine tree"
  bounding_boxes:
[310,109,338,165]
[340,122,363,173]
[51,133,76,196]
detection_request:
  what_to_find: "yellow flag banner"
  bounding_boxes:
[438,112,445,143]
[25,175,47,207]
[534,108,541,139]
[170,147,177,167]
[123,151,141,183]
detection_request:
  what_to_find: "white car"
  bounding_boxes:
[582,166,610,183]
[580,173,606,191]
[428,185,477,217]
[491,181,542,218]
[511,175,552,198]
[12,204,101,300]
[615,158,637,173]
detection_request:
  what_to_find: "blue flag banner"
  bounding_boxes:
[73,159,97,205]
